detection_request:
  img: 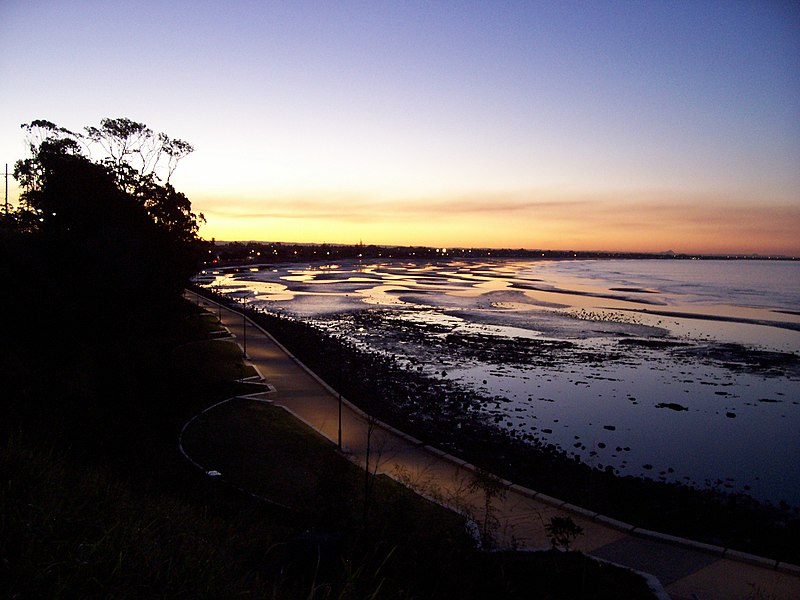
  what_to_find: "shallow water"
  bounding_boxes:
[198,258,800,507]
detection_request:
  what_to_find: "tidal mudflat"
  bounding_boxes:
[198,258,800,508]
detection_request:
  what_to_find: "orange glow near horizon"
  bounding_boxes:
[194,190,800,257]
[6,174,798,256]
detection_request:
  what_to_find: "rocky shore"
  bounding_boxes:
[197,286,799,564]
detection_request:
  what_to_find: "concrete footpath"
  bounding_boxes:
[185,291,800,600]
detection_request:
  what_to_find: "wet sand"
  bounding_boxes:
[197,259,800,508]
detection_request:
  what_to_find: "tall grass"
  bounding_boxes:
[0,435,275,598]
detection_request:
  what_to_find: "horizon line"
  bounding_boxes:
[208,240,798,260]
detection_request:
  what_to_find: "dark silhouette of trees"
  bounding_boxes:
[84,117,194,184]
[2,117,207,337]
[0,117,209,460]
[14,118,202,241]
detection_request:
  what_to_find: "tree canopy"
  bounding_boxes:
[1,117,207,336]
[12,117,202,240]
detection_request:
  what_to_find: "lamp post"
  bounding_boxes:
[338,388,342,450]
[337,332,344,450]
[241,296,247,359]
[337,301,348,450]
[212,282,221,322]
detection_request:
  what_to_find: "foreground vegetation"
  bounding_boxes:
[0,304,654,598]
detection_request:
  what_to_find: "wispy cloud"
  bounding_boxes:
[202,193,593,221]
[197,189,800,254]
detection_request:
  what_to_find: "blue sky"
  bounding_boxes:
[2,1,799,253]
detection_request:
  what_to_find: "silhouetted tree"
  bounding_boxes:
[545,516,584,551]
[84,117,194,185]
[14,118,203,240]
[0,117,210,455]
[3,117,206,337]
[467,468,508,549]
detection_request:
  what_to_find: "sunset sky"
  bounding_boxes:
[2,1,799,255]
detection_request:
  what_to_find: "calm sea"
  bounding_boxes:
[532,259,800,312]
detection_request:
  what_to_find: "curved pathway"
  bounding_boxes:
[184,291,800,600]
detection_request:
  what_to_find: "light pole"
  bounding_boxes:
[337,336,343,450]
[338,389,342,450]
[241,296,247,359]
[337,302,349,451]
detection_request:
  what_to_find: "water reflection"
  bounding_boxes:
[196,259,800,506]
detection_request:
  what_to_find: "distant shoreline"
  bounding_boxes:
[204,241,798,267]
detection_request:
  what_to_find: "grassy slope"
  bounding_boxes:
[0,302,654,599]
